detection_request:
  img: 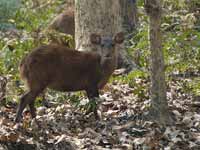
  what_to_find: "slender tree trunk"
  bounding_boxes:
[0,76,7,105]
[144,0,172,125]
[118,0,138,71]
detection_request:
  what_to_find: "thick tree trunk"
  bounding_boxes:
[75,0,121,50]
[75,0,122,84]
[144,0,172,125]
[49,0,138,71]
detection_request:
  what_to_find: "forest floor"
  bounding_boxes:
[0,76,200,150]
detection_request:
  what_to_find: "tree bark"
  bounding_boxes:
[0,76,7,105]
[118,0,138,71]
[144,0,173,125]
[49,0,138,72]
[75,0,122,85]
[75,0,121,50]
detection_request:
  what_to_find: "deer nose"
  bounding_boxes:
[101,37,113,49]
[105,53,110,57]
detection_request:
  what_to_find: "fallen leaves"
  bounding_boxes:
[0,78,200,149]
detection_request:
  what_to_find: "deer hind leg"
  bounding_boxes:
[29,101,36,119]
[15,90,40,123]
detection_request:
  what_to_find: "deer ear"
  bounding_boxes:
[114,32,124,44]
[90,33,101,45]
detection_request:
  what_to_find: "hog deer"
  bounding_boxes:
[49,8,75,37]
[15,32,124,123]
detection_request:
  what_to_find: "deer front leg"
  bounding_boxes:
[85,86,99,119]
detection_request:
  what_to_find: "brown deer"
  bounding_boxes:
[49,8,75,37]
[15,32,124,123]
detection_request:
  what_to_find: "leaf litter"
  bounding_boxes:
[0,77,200,150]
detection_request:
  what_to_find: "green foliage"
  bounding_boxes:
[15,1,59,32]
[128,0,200,97]
[185,78,200,96]
[0,0,67,74]
[112,70,148,84]
[132,0,200,74]
[0,0,68,104]
[1,38,34,74]
[0,0,20,30]
[111,70,149,99]
[1,0,200,106]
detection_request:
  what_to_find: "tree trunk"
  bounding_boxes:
[75,0,122,86]
[0,76,7,105]
[75,0,121,50]
[49,0,138,72]
[118,0,138,71]
[144,0,173,125]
